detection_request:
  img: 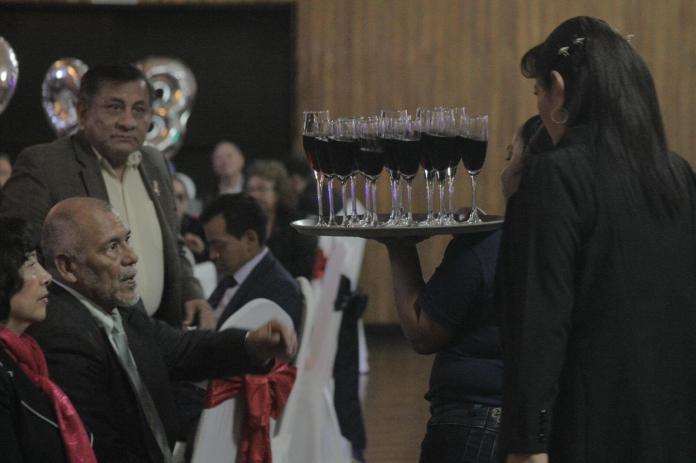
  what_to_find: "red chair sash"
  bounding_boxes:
[206,362,297,463]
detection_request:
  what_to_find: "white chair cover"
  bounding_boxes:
[190,299,294,463]
[192,261,217,299]
[272,242,353,463]
[318,233,370,374]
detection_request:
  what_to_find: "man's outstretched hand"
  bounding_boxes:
[245,319,298,364]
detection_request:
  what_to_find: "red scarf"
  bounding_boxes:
[206,362,297,463]
[0,326,97,463]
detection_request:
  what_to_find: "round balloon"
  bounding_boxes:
[41,58,89,137]
[0,37,19,116]
[136,56,197,158]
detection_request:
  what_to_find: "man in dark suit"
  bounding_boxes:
[0,63,213,329]
[200,193,302,331]
[28,197,296,463]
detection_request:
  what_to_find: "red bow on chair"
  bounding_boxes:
[206,362,297,463]
[312,248,328,279]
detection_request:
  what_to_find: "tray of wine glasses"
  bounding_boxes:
[291,211,504,239]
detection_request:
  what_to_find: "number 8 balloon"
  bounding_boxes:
[136,56,197,159]
[0,37,19,116]
[41,58,88,137]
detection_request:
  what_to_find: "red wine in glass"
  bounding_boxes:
[328,137,359,178]
[420,133,437,171]
[356,137,385,177]
[302,135,319,171]
[394,138,421,177]
[313,136,332,176]
[422,133,458,172]
[460,137,487,172]
[378,136,400,180]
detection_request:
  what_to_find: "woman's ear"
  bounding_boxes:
[549,70,566,107]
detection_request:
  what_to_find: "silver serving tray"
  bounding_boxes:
[291,212,503,238]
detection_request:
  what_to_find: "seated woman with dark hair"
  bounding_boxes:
[246,160,318,279]
[0,217,96,463]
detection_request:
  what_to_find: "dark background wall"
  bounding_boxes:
[0,3,295,198]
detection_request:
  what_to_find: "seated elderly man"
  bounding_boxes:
[28,197,296,463]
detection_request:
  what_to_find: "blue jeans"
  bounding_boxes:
[419,403,501,463]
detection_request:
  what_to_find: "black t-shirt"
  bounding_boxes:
[417,229,502,407]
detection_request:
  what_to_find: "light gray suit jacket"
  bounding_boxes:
[0,133,202,326]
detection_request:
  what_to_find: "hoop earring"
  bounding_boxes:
[551,107,569,125]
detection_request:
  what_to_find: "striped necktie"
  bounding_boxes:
[108,310,172,463]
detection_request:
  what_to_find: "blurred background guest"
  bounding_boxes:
[173,172,209,264]
[0,217,96,463]
[201,193,302,330]
[285,153,318,219]
[0,154,12,189]
[210,140,246,198]
[245,159,318,279]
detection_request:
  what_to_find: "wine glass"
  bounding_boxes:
[379,109,408,226]
[461,114,488,224]
[356,116,384,226]
[423,107,457,224]
[316,134,337,226]
[416,107,436,225]
[328,118,359,226]
[302,110,330,225]
[394,116,421,226]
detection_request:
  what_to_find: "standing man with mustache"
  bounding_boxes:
[28,197,297,463]
[0,63,213,330]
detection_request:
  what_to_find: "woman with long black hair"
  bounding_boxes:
[0,217,97,463]
[499,16,696,463]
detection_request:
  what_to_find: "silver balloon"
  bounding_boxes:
[0,37,19,116]
[136,56,197,158]
[41,58,88,137]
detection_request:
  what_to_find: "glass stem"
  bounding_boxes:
[438,172,446,222]
[371,179,378,225]
[398,178,404,222]
[448,168,455,221]
[351,175,357,222]
[469,173,481,223]
[341,179,349,226]
[389,174,399,223]
[363,177,371,223]
[424,170,434,223]
[315,171,324,225]
[327,177,336,226]
[406,179,414,224]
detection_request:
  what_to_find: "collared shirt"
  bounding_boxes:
[55,280,118,332]
[56,282,140,373]
[93,148,164,316]
[218,175,244,195]
[212,247,269,320]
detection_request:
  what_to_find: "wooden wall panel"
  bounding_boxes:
[6,0,696,323]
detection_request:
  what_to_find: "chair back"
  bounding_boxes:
[191,299,294,463]
[193,261,217,299]
[271,242,353,463]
